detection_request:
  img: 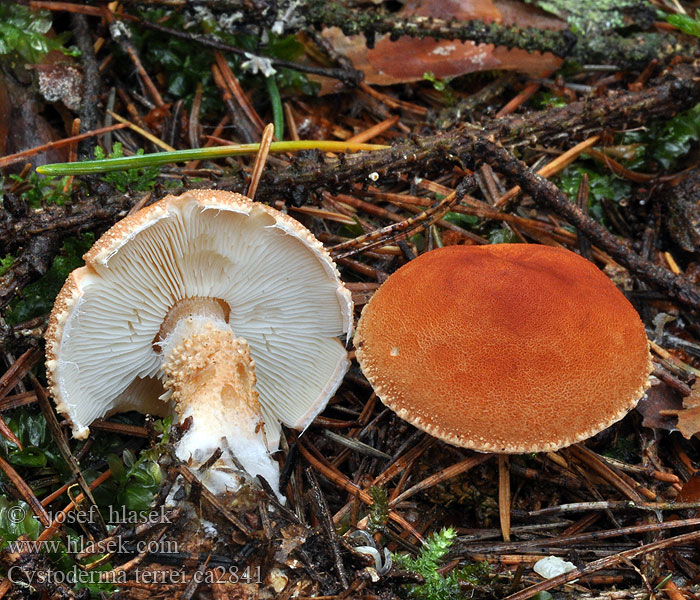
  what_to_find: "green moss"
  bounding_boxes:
[648,103,700,170]
[93,143,160,193]
[602,434,638,463]
[367,486,389,534]
[393,528,490,600]
[0,497,42,546]
[0,254,14,277]
[0,4,79,64]
[532,91,568,110]
[8,171,71,208]
[423,72,457,105]
[616,102,700,170]
[488,227,519,244]
[557,164,632,226]
[443,213,480,229]
[0,407,71,485]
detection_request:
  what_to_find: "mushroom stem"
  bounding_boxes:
[159,300,281,498]
[498,455,511,542]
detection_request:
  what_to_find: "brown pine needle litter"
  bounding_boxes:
[1,3,700,599]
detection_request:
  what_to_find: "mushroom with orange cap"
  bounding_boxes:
[354,243,652,537]
[45,189,353,499]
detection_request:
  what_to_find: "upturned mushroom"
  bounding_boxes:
[355,244,652,535]
[45,189,353,498]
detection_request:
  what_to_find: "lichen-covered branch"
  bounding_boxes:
[0,193,138,256]
[304,2,688,68]
[306,2,577,55]
[154,0,689,71]
[576,32,685,70]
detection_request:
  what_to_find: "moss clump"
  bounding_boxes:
[393,528,490,600]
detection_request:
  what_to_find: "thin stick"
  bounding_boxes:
[247,124,275,200]
[503,528,700,600]
[213,51,265,133]
[0,349,42,449]
[30,375,108,536]
[459,516,700,554]
[496,82,541,117]
[0,123,128,168]
[306,468,349,589]
[102,7,165,108]
[390,454,492,506]
[359,82,428,115]
[330,188,461,259]
[30,1,104,16]
[297,439,424,542]
[568,444,645,502]
[89,420,149,437]
[0,456,51,526]
[0,415,21,452]
[520,499,700,518]
[494,135,601,209]
[346,116,400,144]
[585,147,657,183]
[106,110,175,152]
[284,102,300,141]
[499,455,511,542]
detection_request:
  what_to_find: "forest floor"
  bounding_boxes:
[1,1,700,599]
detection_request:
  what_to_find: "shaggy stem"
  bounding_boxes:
[159,298,281,497]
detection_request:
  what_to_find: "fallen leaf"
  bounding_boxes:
[275,524,308,564]
[636,381,684,432]
[665,380,700,439]
[322,0,566,87]
[677,473,700,502]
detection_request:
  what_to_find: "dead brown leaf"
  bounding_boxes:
[664,380,700,439]
[636,381,684,432]
[677,473,700,501]
[322,0,565,87]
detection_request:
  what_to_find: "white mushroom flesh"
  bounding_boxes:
[159,304,279,496]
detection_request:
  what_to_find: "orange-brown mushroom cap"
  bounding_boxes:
[354,244,652,453]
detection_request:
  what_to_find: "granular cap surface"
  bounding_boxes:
[354,244,652,453]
